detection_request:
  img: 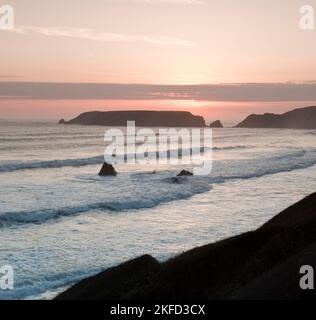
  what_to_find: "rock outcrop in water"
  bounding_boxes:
[58,119,66,124]
[59,111,206,127]
[56,192,316,300]
[236,106,316,129]
[177,170,193,177]
[210,120,223,128]
[98,162,117,176]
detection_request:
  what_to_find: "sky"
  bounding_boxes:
[0,0,316,122]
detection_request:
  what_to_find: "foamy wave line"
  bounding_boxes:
[0,129,190,143]
[0,134,104,143]
[273,149,306,160]
[213,145,251,151]
[0,267,103,300]
[1,150,316,228]
[0,145,251,173]
[209,154,316,183]
[0,184,211,228]
[0,156,104,172]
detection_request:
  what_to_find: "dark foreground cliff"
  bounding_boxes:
[60,111,206,127]
[56,193,316,300]
[236,106,316,129]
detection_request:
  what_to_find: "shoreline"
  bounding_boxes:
[56,192,316,300]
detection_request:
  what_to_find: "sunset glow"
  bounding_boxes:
[1,0,316,121]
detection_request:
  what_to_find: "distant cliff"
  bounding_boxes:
[236,106,316,129]
[60,111,206,127]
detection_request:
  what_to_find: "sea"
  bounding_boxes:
[0,120,316,300]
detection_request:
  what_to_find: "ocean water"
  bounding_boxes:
[0,120,316,300]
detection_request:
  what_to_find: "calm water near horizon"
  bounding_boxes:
[0,121,316,299]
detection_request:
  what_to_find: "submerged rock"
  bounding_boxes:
[177,170,193,177]
[172,177,180,184]
[171,177,188,184]
[98,162,117,176]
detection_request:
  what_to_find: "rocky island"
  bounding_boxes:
[236,106,316,129]
[59,111,206,127]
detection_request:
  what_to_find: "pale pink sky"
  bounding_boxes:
[0,0,316,122]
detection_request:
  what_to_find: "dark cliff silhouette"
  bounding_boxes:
[56,193,316,300]
[210,120,223,128]
[236,106,316,129]
[59,111,206,127]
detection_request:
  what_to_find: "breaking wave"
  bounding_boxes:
[1,148,316,228]
[0,145,252,173]
[0,182,211,228]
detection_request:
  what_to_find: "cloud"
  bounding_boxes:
[0,75,20,79]
[11,25,196,47]
[1,82,316,102]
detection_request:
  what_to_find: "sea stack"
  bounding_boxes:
[98,162,117,176]
[177,170,193,177]
[210,120,223,128]
[58,119,66,124]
